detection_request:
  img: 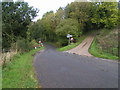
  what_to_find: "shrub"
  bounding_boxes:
[96,28,118,56]
[16,39,31,53]
[55,19,81,47]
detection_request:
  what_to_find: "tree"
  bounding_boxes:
[54,7,65,26]
[2,1,38,50]
[41,11,57,42]
[91,2,118,29]
[28,11,57,42]
[55,19,80,46]
[28,20,44,41]
[65,2,94,31]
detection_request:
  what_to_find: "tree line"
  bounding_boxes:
[28,2,119,47]
[2,1,119,52]
[2,1,38,52]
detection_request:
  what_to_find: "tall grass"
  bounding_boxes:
[1,51,17,67]
[2,47,44,88]
[96,28,118,56]
[89,37,118,60]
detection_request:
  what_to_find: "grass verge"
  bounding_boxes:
[89,38,118,60]
[2,47,44,88]
[0,66,1,90]
[58,35,86,51]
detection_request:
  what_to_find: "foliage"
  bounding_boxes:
[3,1,119,56]
[91,2,118,29]
[89,38,118,60]
[55,18,81,46]
[41,11,57,41]
[55,7,65,26]
[28,21,44,41]
[89,28,119,60]
[2,1,38,50]
[2,47,44,88]
[56,19,80,37]
[28,2,119,48]
[15,38,40,53]
[96,28,118,56]
[58,35,86,51]
[28,11,57,42]
[65,2,93,28]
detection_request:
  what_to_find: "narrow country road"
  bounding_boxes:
[33,44,118,88]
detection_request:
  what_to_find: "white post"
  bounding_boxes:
[69,37,70,45]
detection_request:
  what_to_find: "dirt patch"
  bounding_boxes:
[67,35,94,57]
[82,42,87,48]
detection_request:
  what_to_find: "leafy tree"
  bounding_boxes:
[28,11,57,42]
[41,11,57,42]
[2,1,38,50]
[54,7,65,26]
[28,1,119,48]
[55,19,80,46]
[91,2,118,29]
[28,20,44,41]
[65,2,94,31]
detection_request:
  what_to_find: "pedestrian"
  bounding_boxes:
[70,37,74,43]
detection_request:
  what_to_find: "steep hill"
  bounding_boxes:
[89,28,118,60]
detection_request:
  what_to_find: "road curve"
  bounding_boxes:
[33,44,118,88]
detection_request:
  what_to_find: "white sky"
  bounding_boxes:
[23,0,75,21]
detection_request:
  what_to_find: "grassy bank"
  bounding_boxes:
[58,35,86,51]
[0,66,1,89]
[89,38,118,60]
[2,47,44,88]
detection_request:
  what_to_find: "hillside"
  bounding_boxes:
[89,28,119,60]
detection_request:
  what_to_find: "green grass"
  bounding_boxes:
[89,38,118,60]
[0,66,2,90]
[2,47,44,88]
[58,35,86,51]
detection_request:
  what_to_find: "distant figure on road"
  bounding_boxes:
[70,37,74,43]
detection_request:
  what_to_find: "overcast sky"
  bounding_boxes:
[23,0,75,21]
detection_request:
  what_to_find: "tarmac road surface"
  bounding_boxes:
[33,44,118,88]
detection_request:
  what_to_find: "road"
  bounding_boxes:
[33,44,118,88]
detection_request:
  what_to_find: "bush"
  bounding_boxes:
[10,38,41,53]
[55,19,81,47]
[96,28,118,56]
[30,40,39,48]
[16,39,39,53]
[16,39,31,53]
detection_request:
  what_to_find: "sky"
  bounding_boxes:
[23,0,75,21]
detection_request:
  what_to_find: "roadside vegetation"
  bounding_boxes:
[57,29,99,51]
[2,1,120,88]
[89,28,119,60]
[3,1,119,56]
[2,47,44,88]
[2,1,43,88]
[58,35,86,51]
[28,2,119,61]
